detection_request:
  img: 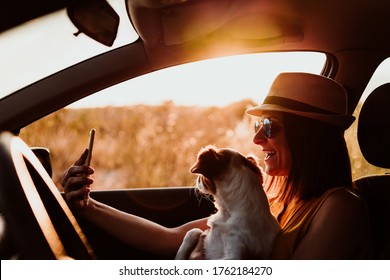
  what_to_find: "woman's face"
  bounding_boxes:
[253,112,291,176]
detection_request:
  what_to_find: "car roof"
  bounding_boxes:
[3,0,390,52]
[1,0,390,132]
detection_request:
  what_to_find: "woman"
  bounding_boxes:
[246,73,372,259]
[62,72,372,259]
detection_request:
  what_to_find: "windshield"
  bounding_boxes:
[20,51,327,190]
[0,0,138,99]
[68,52,325,109]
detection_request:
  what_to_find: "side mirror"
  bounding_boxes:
[66,0,120,47]
[31,147,52,178]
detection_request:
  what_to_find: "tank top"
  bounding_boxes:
[268,187,358,259]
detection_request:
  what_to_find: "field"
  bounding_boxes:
[20,100,386,190]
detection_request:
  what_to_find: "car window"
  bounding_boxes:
[20,52,326,190]
[348,57,390,179]
[0,0,137,99]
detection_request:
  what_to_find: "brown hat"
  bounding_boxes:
[246,72,355,129]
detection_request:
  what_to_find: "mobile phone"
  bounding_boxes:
[85,128,95,167]
[83,128,95,207]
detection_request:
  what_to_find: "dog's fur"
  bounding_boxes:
[175,146,280,260]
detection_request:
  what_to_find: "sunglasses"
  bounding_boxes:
[254,118,272,138]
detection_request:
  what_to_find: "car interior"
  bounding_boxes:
[0,0,390,260]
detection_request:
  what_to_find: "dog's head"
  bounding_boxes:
[190,145,263,196]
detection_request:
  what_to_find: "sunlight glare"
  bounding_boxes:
[69,52,325,108]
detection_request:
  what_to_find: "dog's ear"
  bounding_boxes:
[190,146,227,179]
[246,155,258,166]
[245,155,263,179]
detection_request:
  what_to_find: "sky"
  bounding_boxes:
[68,52,326,108]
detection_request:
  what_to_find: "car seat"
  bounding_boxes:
[354,83,390,260]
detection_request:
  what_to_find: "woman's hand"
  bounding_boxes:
[61,149,94,210]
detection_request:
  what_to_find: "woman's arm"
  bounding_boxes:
[62,150,209,258]
[80,200,208,257]
[293,189,372,259]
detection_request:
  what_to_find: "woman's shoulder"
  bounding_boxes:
[312,187,371,245]
[314,187,369,224]
[293,187,372,259]
[320,187,367,214]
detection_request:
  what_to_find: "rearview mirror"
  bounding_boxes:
[66,0,120,47]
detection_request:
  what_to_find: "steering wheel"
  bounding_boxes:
[0,131,95,259]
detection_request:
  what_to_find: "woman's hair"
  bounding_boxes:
[275,112,353,203]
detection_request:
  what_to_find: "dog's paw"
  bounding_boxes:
[185,228,204,241]
[175,228,203,260]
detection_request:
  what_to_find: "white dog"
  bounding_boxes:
[175,146,280,260]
